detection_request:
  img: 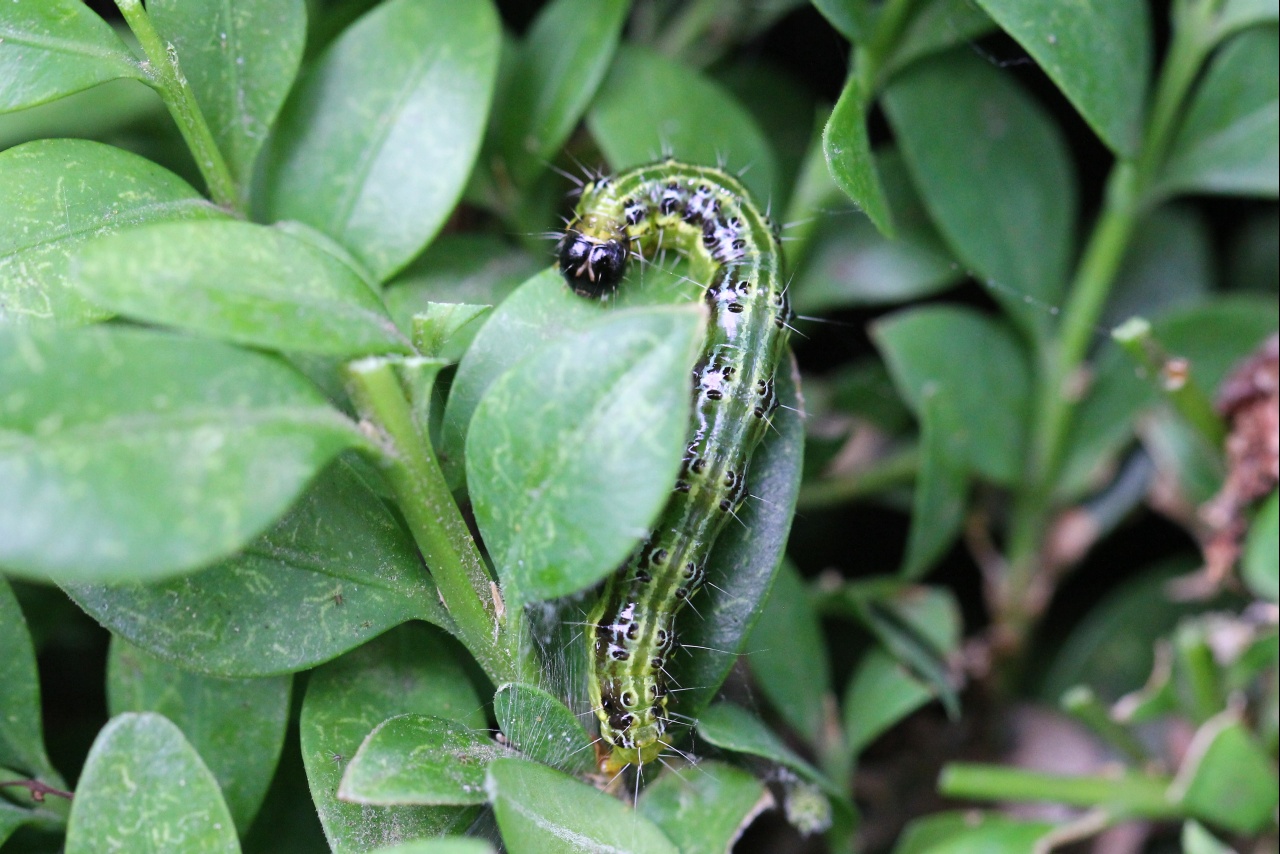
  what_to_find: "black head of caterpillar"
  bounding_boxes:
[557,229,628,298]
[559,160,789,775]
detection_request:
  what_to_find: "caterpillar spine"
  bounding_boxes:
[557,160,790,771]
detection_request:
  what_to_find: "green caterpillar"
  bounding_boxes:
[557,160,790,771]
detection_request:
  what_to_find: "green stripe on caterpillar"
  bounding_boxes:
[557,159,791,772]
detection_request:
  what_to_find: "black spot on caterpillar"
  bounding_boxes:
[559,160,790,771]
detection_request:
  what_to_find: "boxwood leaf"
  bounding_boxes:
[0,578,60,782]
[885,1,997,76]
[587,46,776,203]
[1169,711,1279,834]
[0,0,142,112]
[883,49,1077,337]
[367,841,496,854]
[467,305,704,605]
[340,714,508,806]
[486,757,678,854]
[972,0,1150,156]
[301,624,484,853]
[107,638,290,833]
[263,0,500,281]
[844,648,936,755]
[900,388,968,578]
[0,138,225,326]
[824,73,894,236]
[498,0,630,188]
[637,760,771,854]
[893,811,1056,853]
[64,458,446,677]
[70,220,411,356]
[0,325,366,583]
[65,713,239,854]
[1160,27,1279,199]
[1243,490,1279,601]
[147,0,306,198]
[493,683,595,775]
[873,305,1032,485]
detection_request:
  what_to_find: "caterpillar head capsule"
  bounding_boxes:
[558,230,628,298]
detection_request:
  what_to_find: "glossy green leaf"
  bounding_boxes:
[301,624,484,853]
[637,760,770,854]
[885,0,997,76]
[900,388,968,579]
[0,138,224,326]
[148,0,306,197]
[367,841,496,854]
[499,0,630,188]
[263,0,501,281]
[883,49,1077,336]
[107,638,290,833]
[873,305,1032,484]
[64,459,445,677]
[671,358,805,725]
[824,74,893,235]
[65,713,239,854]
[1244,490,1280,601]
[696,703,842,803]
[1161,27,1279,199]
[340,714,506,806]
[973,0,1150,155]
[0,77,162,151]
[1215,0,1280,41]
[468,305,704,605]
[0,0,142,112]
[0,578,58,782]
[1170,711,1279,834]
[486,757,678,854]
[492,683,595,775]
[587,46,777,203]
[793,149,960,313]
[893,811,1055,854]
[747,560,831,745]
[70,220,411,356]
[844,648,935,755]
[0,325,365,583]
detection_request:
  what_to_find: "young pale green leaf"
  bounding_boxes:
[872,305,1032,485]
[883,49,1077,337]
[824,74,894,236]
[367,841,496,854]
[0,0,142,112]
[301,624,484,854]
[844,648,936,755]
[670,357,806,724]
[498,0,630,188]
[492,683,595,775]
[0,579,59,783]
[587,46,777,203]
[0,138,224,326]
[467,305,705,605]
[340,714,507,806]
[1160,27,1279,199]
[696,703,844,807]
[637,760,771,854]
[64,459,445,677]
[486,757,679,854]
[972,0,1150,156]
[65,713,239,854]
[0,326,365,584]
[411,304,493,362]
[147,0,305,197]
[892,811,1056,854]
[106,638,290,833]
[70,220,411,356]
[1243,490,1279,601]
[1169,711,1280,834]
[747,560,831,745]
[899,388,968,579]
[263,0,500,281]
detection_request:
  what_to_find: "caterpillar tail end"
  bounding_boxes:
[599,739,667,775]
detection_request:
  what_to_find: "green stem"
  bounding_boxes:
[1001,5,1217,648]
[854,0,922,94]
[796,444,919,509]
[939,763,1178,819]
[345,358,527,685]
[115,0,240,211]
[1113,318,1227,447]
